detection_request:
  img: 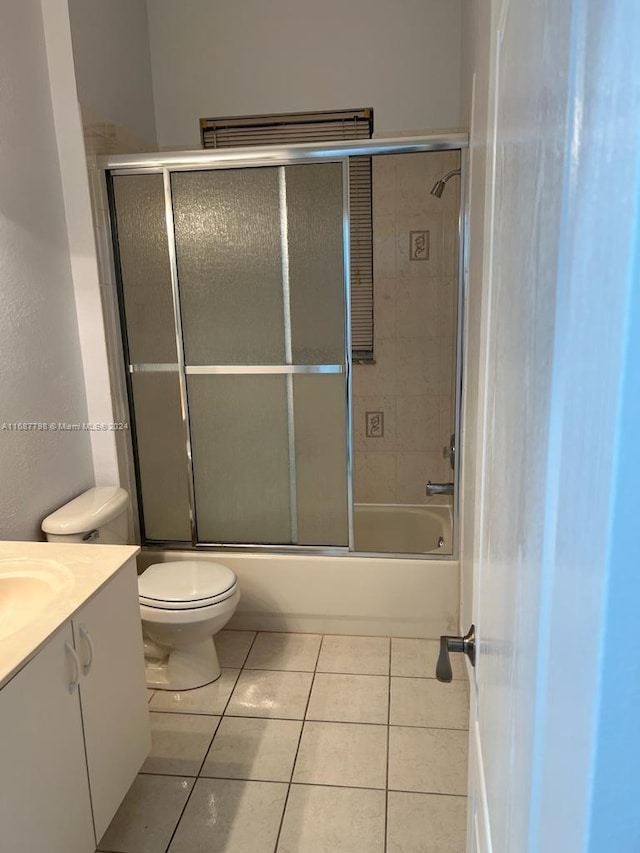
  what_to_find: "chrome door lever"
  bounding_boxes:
[436,625,475,682]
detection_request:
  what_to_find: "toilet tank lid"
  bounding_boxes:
[41,487,129,534]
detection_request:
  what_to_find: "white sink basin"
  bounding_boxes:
[0,559,73,641]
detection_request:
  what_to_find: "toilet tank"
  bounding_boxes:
[42,487,129,545]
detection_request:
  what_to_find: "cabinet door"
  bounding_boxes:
[0,624,95,853]
[73,559,151,840]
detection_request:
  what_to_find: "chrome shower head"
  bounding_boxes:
[430,168,461,198]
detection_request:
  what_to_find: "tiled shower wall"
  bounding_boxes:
[353,151,460,505]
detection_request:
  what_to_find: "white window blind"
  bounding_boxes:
[201,109,374,359]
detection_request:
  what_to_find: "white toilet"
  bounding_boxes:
[41,487,240,691]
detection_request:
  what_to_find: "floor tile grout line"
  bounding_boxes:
[160,775,197,853]
[153,707,468,733]
[159,633,260,853]
[194,630,262,777]
[288,781,468,798]
[236,668,466,680]
[272,634,324,852]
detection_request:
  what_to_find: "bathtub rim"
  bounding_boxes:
[138,541,456,561]
[141,501,455,561]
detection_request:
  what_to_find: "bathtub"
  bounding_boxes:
[354,503,452,555]
[138,542,459,639]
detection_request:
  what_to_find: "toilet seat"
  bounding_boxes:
[139,560,238,610]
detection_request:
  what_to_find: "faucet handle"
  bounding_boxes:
[442,433,456,469]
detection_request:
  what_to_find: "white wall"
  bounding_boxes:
[68,0,157,145]
[146,0,463,150]
[0,1,94,539]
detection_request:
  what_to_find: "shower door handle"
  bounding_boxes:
[436,625,475,682]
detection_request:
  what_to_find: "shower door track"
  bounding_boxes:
[104,132,469,559]
[128,365,345,375]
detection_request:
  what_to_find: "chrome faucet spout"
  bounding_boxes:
[426,481,454,496]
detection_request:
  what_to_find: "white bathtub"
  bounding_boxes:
[354,503,452,554]
[138,547,459,639]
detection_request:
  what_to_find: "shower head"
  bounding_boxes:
[430,168,461,198]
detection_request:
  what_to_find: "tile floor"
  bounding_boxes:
[97,631,469,853]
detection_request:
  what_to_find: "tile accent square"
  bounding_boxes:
[277,785,386,853]
[366,411,385,438]
[201,717,302,782]
[409,230,430,261]
[387,791,467,852]
[353,396,397,452]
[216,630,256,667]
[391,638,466,680]
[168,778,287,853]
[97,774,193,853]
[226,670,313,719]
[306,673,389,724]
[317,635,390,675]
[293,721,387,789]
[388,726,468,795]
[142,713,221,776]
[390,677,469,729]
[149,669,239,715]
[245,632,321,671]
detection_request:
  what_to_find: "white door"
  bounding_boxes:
[461,0,640,850]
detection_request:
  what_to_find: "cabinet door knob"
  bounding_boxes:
[78,624,94,674]
[65,641,81,692]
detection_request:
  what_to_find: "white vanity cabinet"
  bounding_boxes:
[0,557,150,853]
[0,622,96,853]
[72,560,151,840]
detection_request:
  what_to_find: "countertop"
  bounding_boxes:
[0,541,140,690]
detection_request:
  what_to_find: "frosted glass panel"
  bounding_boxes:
[286,163,346,363]
[188,375,291,543]
[130,373,191,541]
[112,175,178,364]
[294,375,349,546]
[172,169,285,364]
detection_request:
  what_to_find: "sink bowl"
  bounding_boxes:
[0,559,73,641]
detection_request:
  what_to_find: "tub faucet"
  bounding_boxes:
[426,481,454,496]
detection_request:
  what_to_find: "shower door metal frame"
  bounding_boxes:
[103,132,469,559]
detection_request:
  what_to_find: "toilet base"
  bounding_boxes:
[144,637,222,691]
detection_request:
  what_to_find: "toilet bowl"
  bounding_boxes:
[41,488,240,691]
[138,560,240,690]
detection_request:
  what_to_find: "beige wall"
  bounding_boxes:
[353,151,460,505]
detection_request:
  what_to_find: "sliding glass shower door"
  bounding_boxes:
[111,161,350,548]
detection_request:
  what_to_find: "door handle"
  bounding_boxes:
[65,641,82,692]
[78,624,94,674]
[436,624,475,682]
